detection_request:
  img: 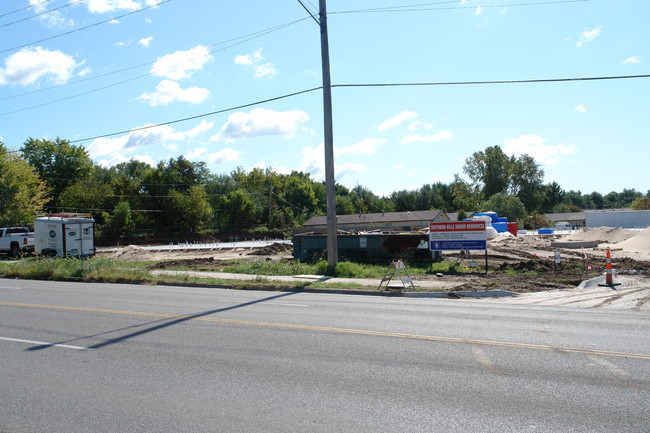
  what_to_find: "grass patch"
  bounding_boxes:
[0,256,457,292]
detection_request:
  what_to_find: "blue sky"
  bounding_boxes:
[1,0,648,197]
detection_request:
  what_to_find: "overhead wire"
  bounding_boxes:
[66,73,650,144]
[295,0,319,24]
[68,87,323,144]
[330,0,590,15]
[0,0,173,54]
[0,17,310,112]
[0,0,53,19]
[1,0,85,28]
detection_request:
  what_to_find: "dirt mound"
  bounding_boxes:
[247,242,293,256]
[613,227,650,252]
[107,245,157,261]
[563,227,636,244]
[490,234,551,248]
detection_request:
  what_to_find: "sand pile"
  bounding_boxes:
[563,227,636,244]
[490,233,550,248]
[107,245,156,261]
[614,227,650,253]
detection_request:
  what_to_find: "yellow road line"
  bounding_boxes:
[3,301,650,360]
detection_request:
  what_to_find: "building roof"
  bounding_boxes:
[545,212,586,222]
[304,210,448,227]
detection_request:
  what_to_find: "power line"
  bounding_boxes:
[0,17,309,113]
[69,87,323,143]
[1,0,85,29]
[330,0,590,15]
[295,0,319,24]
[332,74,650,89]
[0,0,172,54]
[67,73,650,145]
[0,0,53,19]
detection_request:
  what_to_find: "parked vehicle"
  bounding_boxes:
[34,214,95,258]
[0,227,35,257]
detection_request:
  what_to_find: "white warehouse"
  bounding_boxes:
[584,209,650,229]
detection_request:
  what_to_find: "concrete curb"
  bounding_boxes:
[577,274,606,289]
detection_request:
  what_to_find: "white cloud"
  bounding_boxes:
[408,120,433,132]
[207,148,240,164]
[392,163,404,170]
[139,37,154,48]
[400,130,453,144]
[474,6,484,15]
[235,48,276,79]
[151,45,212,80]
[503,134,577,165]
[377,111,417,131]
[0,47,79,86]
[235,49,264,66]
[137,80,209,106]
[576,26,602,47]
[337,138,385,156]
[86,121,213,160]
[336,163,367,181]
[186,147,206,160]
[298,143,325,180]
[575,104,586,113]
[29,0,73,28]
[85,0,140,13]
[255,63,277,79]
[211,108,309,142]
[623,56,641,64]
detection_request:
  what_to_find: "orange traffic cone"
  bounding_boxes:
[599,247,621,288]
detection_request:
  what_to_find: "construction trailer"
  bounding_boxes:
[34,214,95,258]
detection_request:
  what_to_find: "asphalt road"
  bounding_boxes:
[1,280,649,432]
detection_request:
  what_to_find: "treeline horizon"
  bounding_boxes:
[1,138,649,240]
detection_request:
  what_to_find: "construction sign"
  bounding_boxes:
[429,221,487,251]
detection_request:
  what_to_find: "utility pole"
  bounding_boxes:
[319,0,338,267]
[268,178,273,228]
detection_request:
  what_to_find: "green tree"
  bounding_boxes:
[20,137,94,209]
[526,212,552,229]
[463,145,511,197]
[509,154,544,212]
[0,143,48,225]
[167,185,213,232]
[481,192,527,221]
[219,189,259,229]
[57,181,113,215]
[102,201,136,239]
[630,196,650,210]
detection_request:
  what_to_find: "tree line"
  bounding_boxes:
[1,139,649,240]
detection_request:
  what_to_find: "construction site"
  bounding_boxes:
[100,226,650,310]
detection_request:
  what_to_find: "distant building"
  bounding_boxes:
[584,209,650,229]
[545,209,650,229]
[545,212,586,229]
[301,210,450,233]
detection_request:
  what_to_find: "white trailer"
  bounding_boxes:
[34,215,95,258]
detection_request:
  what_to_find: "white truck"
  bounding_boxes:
[0,227,35,257]
[34,214,95,258]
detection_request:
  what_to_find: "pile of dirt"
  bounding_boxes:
[107,245,157,261]
[563,227,636,244]
[614,227,650,253]
[247,242,293,256]
[489,234,552,248]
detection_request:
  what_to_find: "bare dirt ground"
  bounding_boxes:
[97,228,650,308]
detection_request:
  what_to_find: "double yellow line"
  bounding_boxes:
[2,301,650,360]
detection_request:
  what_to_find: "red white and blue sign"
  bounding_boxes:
[429,221,487,251]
